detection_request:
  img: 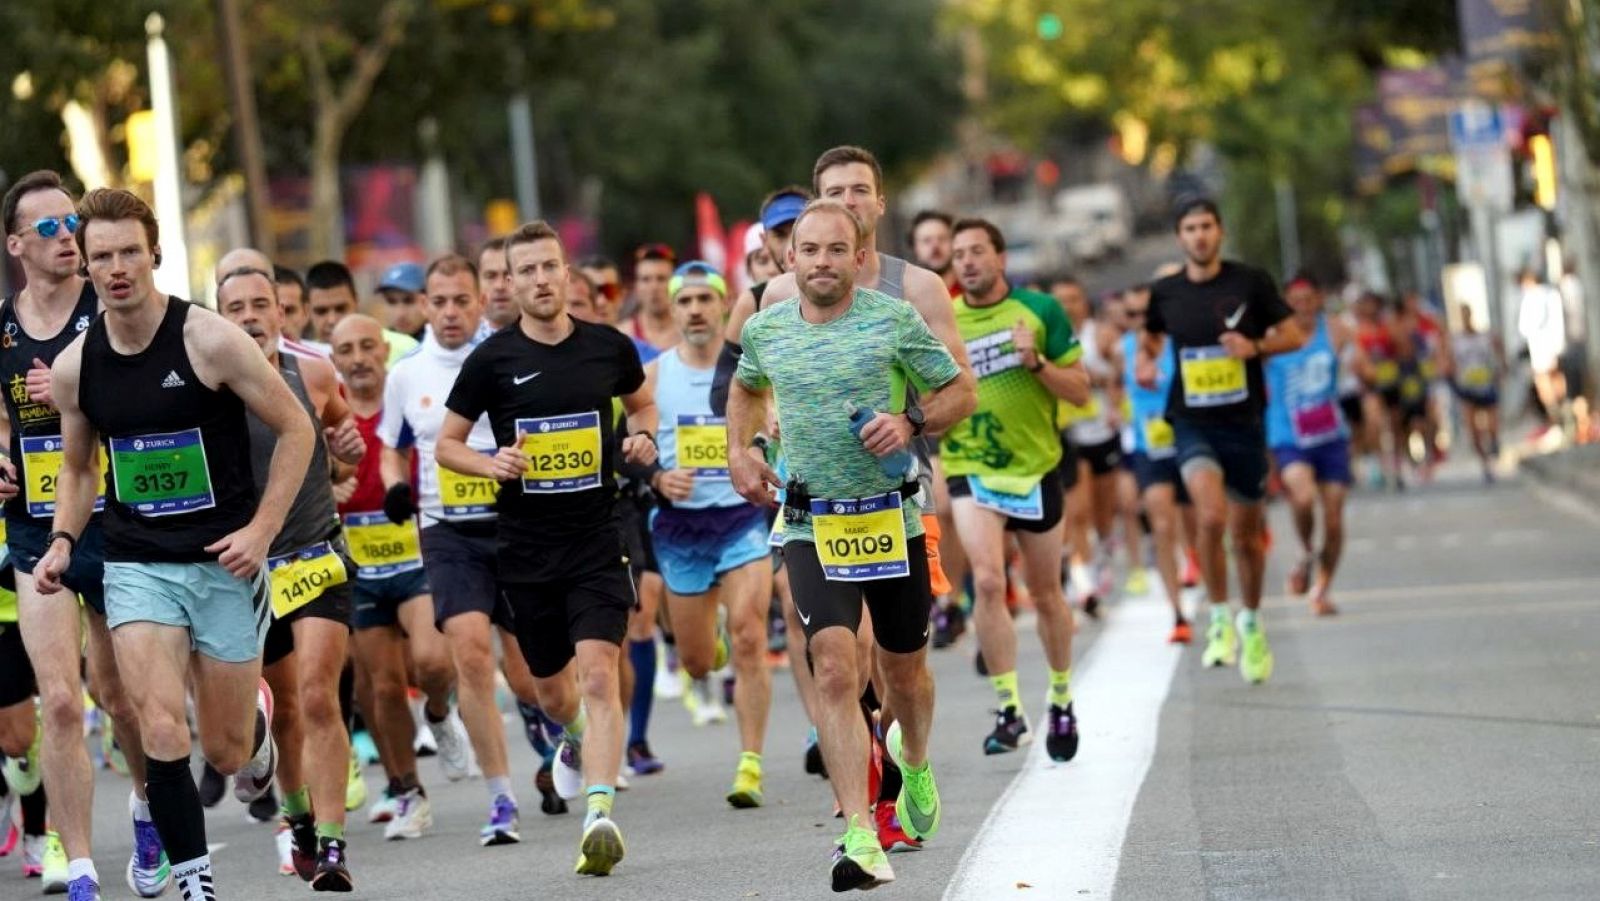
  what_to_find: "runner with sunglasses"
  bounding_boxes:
[1,171,170,900]
[621,244,681,356]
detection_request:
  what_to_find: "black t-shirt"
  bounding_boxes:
[445,316,646,582]
[1145,261,1292,424]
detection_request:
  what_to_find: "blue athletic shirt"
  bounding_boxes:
[1121,330,1178,460]
[654,346,744,509]
[1264,315,1348,449]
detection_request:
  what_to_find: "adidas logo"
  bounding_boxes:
[161,370,186,389]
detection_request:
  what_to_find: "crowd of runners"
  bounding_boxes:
[0,144,1504,898]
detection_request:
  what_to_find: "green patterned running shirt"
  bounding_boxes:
[940,287,1082,479]
[736,287,961,543]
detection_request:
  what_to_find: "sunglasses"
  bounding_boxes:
[596,282,622,302]
[17,214,79,239]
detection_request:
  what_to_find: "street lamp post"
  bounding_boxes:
[145,14,193,300]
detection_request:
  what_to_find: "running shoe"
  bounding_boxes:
[1045,703,1079,763]
[344,751,367,812]
[1202,617,1238,668]
[687,677,727,726]
[197,762,226,808]
[517,702,554,758]
[931,602,966,649]
[803,728,828,779]
[410,700,438,759]
[831,815,894,892]
[383,788,432,841]
[21,833,44,878]
[246,789,278,824]
[286,812,316,880]
[983,707,1030,755]
[712,627,731,671]
[626,741,664,776]
[428,710,472,782]
[480,794,520,846]
[0,792,16,857]
[974,648,989,676]
[126,801,172,897]
[1310,592,1339,617]
[1239,619,1275,685]
[42,830,68,892]
[873,802,921,852]
[553,736,584,801]
[726,757,764,809]
[535,758,567,815]
[1081,594,1101,619]
[273,821,295,876]
[232,680,276,804]
[1168,620,1193,644]
[654,644,684,699]
[65,875,100,901]
[351,729,381,767]
[1181,550,1200,588]
[366,789,398,824]
[574,815,625,876]
[884,721,940,841]
[1,726,40,796]
[310,837,352,892]
[1287,555,1313,596]
[1125,566,1150,597]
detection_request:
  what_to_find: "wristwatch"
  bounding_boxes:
[903,403,927,437]
[1028,357,1046,373]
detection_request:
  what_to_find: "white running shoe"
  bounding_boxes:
[411,697,438,758]
[383,788,433,840]
[367,791,400,824]
[552,737,584,801]
[274,822,295,876]
[688,678,727,726]
[653,642,683,700]
[428,709,472,782]
[232,680,277,803]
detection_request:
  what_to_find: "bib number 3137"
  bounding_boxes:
[809,492,910,582]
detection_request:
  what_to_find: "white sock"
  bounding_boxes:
[130,791,153,822]
[485,775,514,801]
[67,858,98,883]
[172,854,214,899]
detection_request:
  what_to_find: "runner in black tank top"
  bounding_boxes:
[41,188,317,901]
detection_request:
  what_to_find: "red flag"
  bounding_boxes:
[695,193,727,272]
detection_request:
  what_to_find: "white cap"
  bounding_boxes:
[743,224,766,258]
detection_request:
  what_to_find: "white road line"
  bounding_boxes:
[943,593,1183,900]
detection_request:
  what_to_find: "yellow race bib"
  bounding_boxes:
[809,491,910,582]
[1461,365,1493,389]
[675,414,729,477]
[517,411,603,493]
[438,456,500,517]
[21,434,108,517]
[269,541,350,618]
[1373,360,1399,388]
[1179,346,1247,408]
[341,511,423,579]
[1141,415,1176,459]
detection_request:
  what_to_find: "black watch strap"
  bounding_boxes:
[46,530,77,553]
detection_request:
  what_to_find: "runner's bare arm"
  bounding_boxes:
[919,367,977,435]
[1255,316,1307,357]
[302,354,363,470]
[723,288,760,344]
[903,265,973,373]
[619,381,660,465]
[726,377,780,507]
[46,336,98,542]
[379,446,412,489]
[436,412,505,480]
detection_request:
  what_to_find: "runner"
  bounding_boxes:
[377,252,546,844]
[41,187,313,900]
[1353,291,1400,488]
[1135,197,1305,684]
[329,311,466,843]
[1,170,170,900]
[478,238,519,332]
[377,263,428,342]
[1264,274,1364,618]
[577,256,624,328]
[275,265,319,346]
[728,199,974,890]
[1112,286,1194,642]
[941,218,1089,760]
[642,261,774,806]
[907,210,958,296]
[1452,304,1504,482]
[1,553,63,890]
[217,261,368,889]
[436,219,659,877]
[619,244,680,354]
[743,225,781,284]
[305,261,418,366]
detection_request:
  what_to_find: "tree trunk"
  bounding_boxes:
[310,117,344,261]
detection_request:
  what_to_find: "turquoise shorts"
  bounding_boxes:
[104,561,270,663]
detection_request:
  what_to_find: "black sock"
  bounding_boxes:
[144,755,208,864]
[20,781,46,835]
[338,663,357,732]
[878,756,902,803]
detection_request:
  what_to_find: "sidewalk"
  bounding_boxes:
[1519,441,1600,509]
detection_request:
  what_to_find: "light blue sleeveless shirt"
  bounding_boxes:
[656,346,743,509]
[1265,315,1347,449]
[1121,330,1177,459]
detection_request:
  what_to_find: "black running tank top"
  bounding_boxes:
[1,283,99,525]
[79,298,257,562]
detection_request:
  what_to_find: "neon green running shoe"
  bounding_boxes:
[712,628,730,672]
[884,721,940,842]
[1238,618,1274,685]
[344,750,367,812]
[575,816,625,876]
[41,830,68,893]
[725,755,764,809]
[1124,566,1150,597]
[831,814,893,891]
[1201,615,1238,668]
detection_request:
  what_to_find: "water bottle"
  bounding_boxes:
[845,401,912,479]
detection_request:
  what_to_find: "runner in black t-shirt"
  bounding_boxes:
[436,220,657,879]
[1137,198,1305,685]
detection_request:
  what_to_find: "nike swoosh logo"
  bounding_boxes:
[1224,305,1247,330]
[513,372,542,385]
[797,606,812,626]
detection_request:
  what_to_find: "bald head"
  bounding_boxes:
[215,247,273,285]
[329,313,389,396]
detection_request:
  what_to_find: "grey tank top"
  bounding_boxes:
[249,354,339,555]
[877,253,907,299]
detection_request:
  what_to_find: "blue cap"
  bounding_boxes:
[760,192,807,231]
[378,262,425,293]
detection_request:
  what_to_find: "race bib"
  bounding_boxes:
[268,541,349,619]
[1400,375,1425,403]
[969,475,1044,521]
[21,434,108,518]
[1373,360,1399,388]
[810,491,910,582]
[767,514,785,548]
[1179,346,1247,408]
[108,428,215,516]
[1141,415,1176,460]
[438,453,500,517]
[342,511,423,579]
[517,411,602,493]
[1290,400,1342,448]
[676,414,729,478]
[1059,397,1102,425]
[1461,365,1493,390]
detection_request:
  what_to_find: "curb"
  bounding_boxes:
[1520,444,1600,512]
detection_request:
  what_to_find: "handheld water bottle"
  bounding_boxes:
[845,401,912,479]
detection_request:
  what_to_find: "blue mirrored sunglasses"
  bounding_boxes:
[19,214,80,238]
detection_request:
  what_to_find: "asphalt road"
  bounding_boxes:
[41,465,1600,899]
